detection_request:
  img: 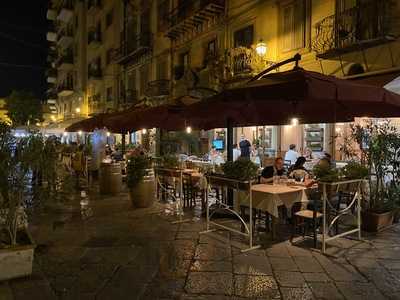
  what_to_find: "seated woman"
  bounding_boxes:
[288,156,309,182]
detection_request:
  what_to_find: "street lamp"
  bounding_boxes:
[186,126,192,134]
[76,107,81,114]
[255,39,267,56]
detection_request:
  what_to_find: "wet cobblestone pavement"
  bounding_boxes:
[1,187,400,300]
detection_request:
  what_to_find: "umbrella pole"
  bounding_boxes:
[227,118,234,206]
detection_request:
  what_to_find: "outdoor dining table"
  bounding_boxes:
[239,183,313,239]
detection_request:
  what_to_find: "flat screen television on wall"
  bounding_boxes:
[212,139,224,150]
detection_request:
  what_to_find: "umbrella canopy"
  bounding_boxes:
[184,69,400,129]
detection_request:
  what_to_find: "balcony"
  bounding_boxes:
[57,54,74,71]
[115,32,153,65]
[46,25,57,42]
[121,89,138,105]
[57,28,74,48]
[47,8,57,21]
[46,69,57,84]
[57,0,74,23]
[88,66,102,81]
[88,28,102,49]
[57,82,74,97]
[87,0,102,14]
[166,0,225,39]
[312,1,396,59]
[225,47,266,82]
[144,80,170,98]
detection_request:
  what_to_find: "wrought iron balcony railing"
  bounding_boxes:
[312,1,394,58]
[145,80,170,98]
[124,89,139,104]
[226,47,265,79]
[88,67,102,79]
[88,28,102,46]
[166,0,225,39]
[115,32,153,65]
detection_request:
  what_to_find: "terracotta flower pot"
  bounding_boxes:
[361,210,394,232]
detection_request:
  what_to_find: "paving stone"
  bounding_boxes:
[171,240,197,260]
[280,287,314,300]
[185,272,233,295]
[270,257,299,271]
[349,257,382,269]
[79,246,141,265]
[275,271,307,287]
[293,256,324,273]
[336,281,387,300]
[303,272,331,283]
[286,246,313,257]
[379,259,400,270]
[234,274,279,298]
[10,279,56,300]
[141,277,185,299]
[308,282,344,300]
[190,259,232,272]
[358,267,400,294]
[386,292,400,300]
[233,253,273,275]
[266,243,291,257]
[313,253,366,282]
[194,243,232,261]
[176,231,200,240]
[374,248,400,260]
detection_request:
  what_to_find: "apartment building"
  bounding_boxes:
[46,0,122,125]
[46,0,400,157]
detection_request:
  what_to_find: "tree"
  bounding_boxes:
[5,90,42,126]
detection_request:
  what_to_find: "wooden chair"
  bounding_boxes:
[291,192,323,248]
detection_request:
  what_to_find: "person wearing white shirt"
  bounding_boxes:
[232,143,241,161]
[284,144,299,165]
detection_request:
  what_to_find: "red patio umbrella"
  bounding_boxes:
[184,69,400,130]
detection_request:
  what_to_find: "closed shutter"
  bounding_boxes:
[157,58,168,80]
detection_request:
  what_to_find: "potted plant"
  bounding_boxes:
[126,153,154,208]
[341,120,400,231]
[0,122,45,281]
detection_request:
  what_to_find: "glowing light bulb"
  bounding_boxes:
[291,118,299,126]
[186,126,192,134]
[76,107,81,113]
[106,131,111,137]
[63,132,68,137]
[142,129,147,134]
[255,40,267,56]
[78,130,83,135]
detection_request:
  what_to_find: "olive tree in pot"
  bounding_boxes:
[126,153,154,208]
[342,121,400,232]
[0,122,47,281]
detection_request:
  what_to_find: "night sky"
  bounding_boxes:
[0,1,48,99]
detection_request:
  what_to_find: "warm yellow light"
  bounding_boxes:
[51,115,56,121]
[78,130,83,135]
[291,118,299,126]
[63,132,68,137]
[335,127,341,133]
[255,40,267,56]
[76,107,81,113]
[142,129,147,134]
[36,123,41,126]
[186,126,192,134]
[106,131,111,137]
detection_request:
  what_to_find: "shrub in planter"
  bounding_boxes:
[221,158,258,181]
[160,154,180,169]
[126,154,154,208]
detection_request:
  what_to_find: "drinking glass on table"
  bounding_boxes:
[273,175,280,185]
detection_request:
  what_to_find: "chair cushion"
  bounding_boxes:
[295,210,323,219]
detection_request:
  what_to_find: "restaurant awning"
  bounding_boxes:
[184,68,400,130]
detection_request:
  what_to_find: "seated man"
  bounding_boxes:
[260,157,285,183]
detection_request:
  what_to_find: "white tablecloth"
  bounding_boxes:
[240,184,309,218]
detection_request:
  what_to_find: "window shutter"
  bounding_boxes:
[282,5,294,51]
[293,0,305,49]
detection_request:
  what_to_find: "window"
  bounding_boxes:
[106,87,113,102]
[128,72,136,90]
[207,39,217,56]
[180,52,189,69]
[234,25,254,48]
[106,49,113,65]
[140,65,149,95]
[281,0,307,51]
[157,58,168,80]
[157,0,170,32]
[106,9,113,28]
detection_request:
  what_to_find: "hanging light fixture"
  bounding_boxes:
[76,107,81,113]
[106,131,111,137]
[291,118,299,126]
[63,132,68,137]
[186,126,192,134]
[78,130,83,136]
[142,129,147,134]
[255,39,267,56]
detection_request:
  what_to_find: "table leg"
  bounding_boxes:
[271,216,277,240]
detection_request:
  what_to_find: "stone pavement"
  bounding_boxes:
[1,187,400,300]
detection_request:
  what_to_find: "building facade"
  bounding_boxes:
[0,99,10,124]
[47,0,400,158]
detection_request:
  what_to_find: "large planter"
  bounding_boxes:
[361,210,394,232]
[129,169,155,208]
[0,230,35,281]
